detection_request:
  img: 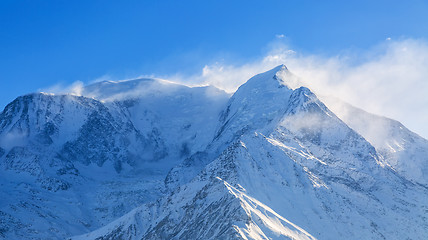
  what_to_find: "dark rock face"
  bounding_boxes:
[60,110,130,169]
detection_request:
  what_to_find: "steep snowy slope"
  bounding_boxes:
[72,141,319,240]
[0,93,168,239]
[165,65,296,189]
[76,133,428,239]
[83,78,230,160]
[2,65,428,240]
[323,97,428,186]
[75,65,428,239]
[0,80,229,239]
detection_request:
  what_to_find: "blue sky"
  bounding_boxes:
[1,0,428,136]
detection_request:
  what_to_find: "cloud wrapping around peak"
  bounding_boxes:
[41,81,85,96]
[40,38,428,139]
[187,38,428,139]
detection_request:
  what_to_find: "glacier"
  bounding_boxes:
[1,65,427,239]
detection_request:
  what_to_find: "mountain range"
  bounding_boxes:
[1,65,427,239]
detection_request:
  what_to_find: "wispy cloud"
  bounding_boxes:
[40,81,84,96]
[276,34,285,39]
[175,38,428,138]
[287,39,428,139]
[40,38,428,139]
[89,74,112,84]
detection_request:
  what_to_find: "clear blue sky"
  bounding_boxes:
[1,0,428,109]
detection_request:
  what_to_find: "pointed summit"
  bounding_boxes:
[266,64,289,75]
[285,86,328,115]
[275,63,288,71]
[235,65,303,94]
[243,64,289,88]
[211,65,298,150]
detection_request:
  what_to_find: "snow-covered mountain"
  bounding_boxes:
[1,65,427,239]
[0,79,229,239]
[322,97,428,186]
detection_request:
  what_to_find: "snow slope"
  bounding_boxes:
[323,96,428,186]
[0,79,229,239]
[72,65,428,240]
[1,65,427,239]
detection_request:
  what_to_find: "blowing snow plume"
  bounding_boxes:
[182,38,428,139]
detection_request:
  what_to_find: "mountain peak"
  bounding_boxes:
[274,63,288,71]
[3,65,428,240]
[236,64,304,94]
[256,64,289,82]
[270,64,288,72]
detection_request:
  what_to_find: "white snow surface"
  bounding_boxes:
[323,96,428,185]
[1,65,428,240]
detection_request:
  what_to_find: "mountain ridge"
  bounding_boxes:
[1,65,427,239]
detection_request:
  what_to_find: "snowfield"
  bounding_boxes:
[1,65,427,239]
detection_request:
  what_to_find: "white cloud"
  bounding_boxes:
[287,39,428,139]
[40,80,84,96]
[69,81,84,96]
[179,38,428,139]
[40,38,428,139]
[90,74,112,84]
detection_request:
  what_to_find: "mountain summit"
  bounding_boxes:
[1,65,427,240]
